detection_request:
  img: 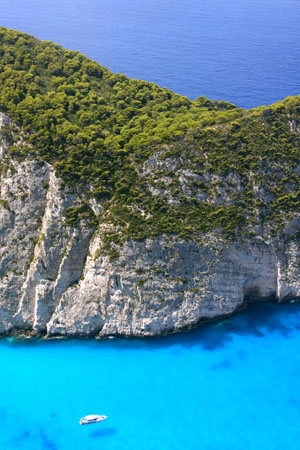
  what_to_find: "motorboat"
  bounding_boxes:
[79,414,107,425]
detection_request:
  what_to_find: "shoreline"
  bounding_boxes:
[2,298,299,342]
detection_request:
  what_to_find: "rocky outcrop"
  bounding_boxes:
[46,236,300,337]
[1,112,300,338]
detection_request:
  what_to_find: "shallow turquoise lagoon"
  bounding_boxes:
[1,302,300,450]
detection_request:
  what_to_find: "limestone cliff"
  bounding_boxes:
[1,111,300,338]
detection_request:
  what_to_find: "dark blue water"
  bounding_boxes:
[1,302,300,450]
[1,0,300,108]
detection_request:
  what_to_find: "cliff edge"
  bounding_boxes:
[0,28,300,337]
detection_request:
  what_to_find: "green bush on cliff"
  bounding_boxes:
[0,27,300,247]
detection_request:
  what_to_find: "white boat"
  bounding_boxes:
[79,414,107,425]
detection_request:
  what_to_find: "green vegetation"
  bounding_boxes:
[0,27,300,250]
[0,198,9,210]
[0,27,240,187]
[63,203,97,227]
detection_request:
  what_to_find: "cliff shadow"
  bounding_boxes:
[106,301,300,352]
[175,300,300,350]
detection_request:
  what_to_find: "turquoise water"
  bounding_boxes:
[1,302,300,450]
[1,0,300,108]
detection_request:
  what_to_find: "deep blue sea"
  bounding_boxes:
[1,2,300,449]
[1,303,300,450]
[1,0,300,108]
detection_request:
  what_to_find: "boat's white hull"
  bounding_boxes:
[79,415,107,425]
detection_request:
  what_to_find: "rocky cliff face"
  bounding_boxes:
[1,112,300,338]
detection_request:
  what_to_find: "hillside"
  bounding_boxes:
[0,28,300,337]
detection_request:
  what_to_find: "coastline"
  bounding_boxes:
[2,298,298,341]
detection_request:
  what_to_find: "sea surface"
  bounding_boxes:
[1,0,300,108]
[1,302,300,450]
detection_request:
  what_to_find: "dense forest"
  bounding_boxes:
[1,27,300,256]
